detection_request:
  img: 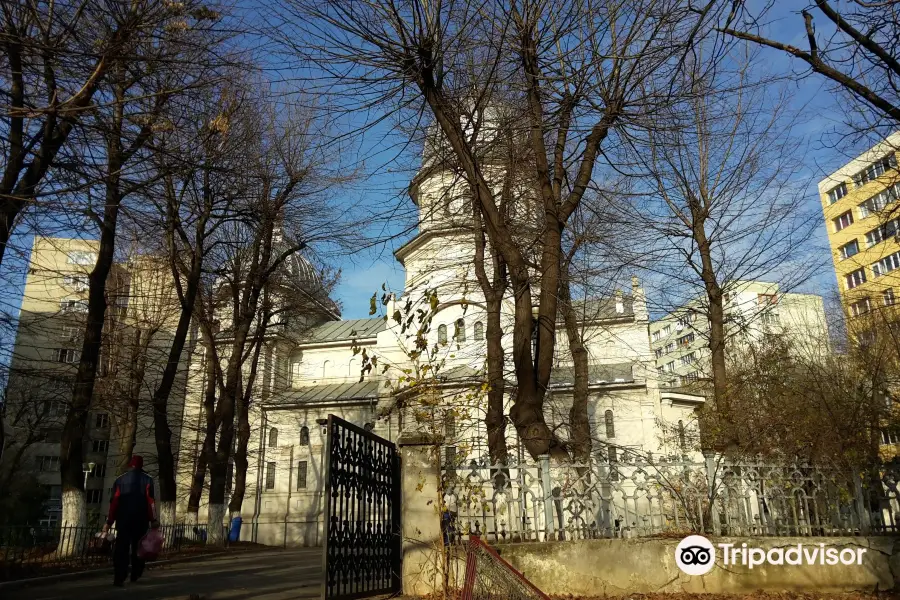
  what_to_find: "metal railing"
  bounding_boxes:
[0,523,211,582]
[441,453,900,544]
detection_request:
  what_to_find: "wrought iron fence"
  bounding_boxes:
[0,523,211,582]
[441,453,900,544]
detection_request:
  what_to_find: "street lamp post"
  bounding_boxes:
[82,462,95,488]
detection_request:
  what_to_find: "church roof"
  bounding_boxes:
[300,318,386,344]
[267,380,381,406]
[549,362,635,386]
[567,297,635,322]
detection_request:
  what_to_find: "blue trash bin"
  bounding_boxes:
[228,516,243,542]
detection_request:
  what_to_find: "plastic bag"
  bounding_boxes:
[137,528,164,561]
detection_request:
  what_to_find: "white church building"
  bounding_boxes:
[175,144,705,546]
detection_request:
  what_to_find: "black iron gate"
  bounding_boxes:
[321,415,401,600]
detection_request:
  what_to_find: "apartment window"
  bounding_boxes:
[859,183,900,217]
[86,489,102,504]
[834,211,854,232]
[265,461,276,490]
[63,274,89,291]
[41,429,62,443]
[454,318,466,342]
[604,410,615,438]
[679,352,696,366]
[863,218,899,247]
[654,348,664,359]
[664,342,675,354]
[44,401,66,418]
[299,426,310,446]
[854,153,897,187]
[91,440,109,453]
[666,361,675,373]
[38,456,59,472]
[885,288,896,306]
[62,325,80,342]
[296,461,308,490]
[44,485,62,501]
[873,250,900,277]
[59,299,88,313]
[851,297,872,317]
[676,314,694,329]
[473,321,484,341]
[662,325,671,336]
[94,413,108,428]
[67,251,96,265]
[677,333,694,347]
[762,312,780,325]
[268,427,278,448]
[882,430,900,445]
[652,330,661,342]
[846,268,867,289]
[683,371,699,383]
[757,293,778,306]
[828,182,848,204]
[438,324,447,344]
[840,239,860,259]
[657,366,666,376]
[91,463,107,478]
[56,348,78,363]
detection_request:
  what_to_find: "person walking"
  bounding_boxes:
[102,455,158,587]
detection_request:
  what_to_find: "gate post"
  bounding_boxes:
[398,431,445,597]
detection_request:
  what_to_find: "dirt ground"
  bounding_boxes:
[546,593,900,600]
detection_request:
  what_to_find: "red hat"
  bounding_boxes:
[129,455,144,469]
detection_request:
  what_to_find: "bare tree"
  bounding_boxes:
[280,0,718,458]
[602,61,822,442]
[56,0,225,531]
[719,0,900,136]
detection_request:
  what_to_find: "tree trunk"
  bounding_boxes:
[151,254,201,524]
[559,271,591,462]
[58,95,126,532]
[484,297,508,465]
[228,330,266,517]
[188,337,217,522]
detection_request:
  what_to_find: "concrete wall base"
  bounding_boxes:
[488,537,900,596]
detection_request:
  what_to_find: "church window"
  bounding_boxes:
[268,427,278,448]
[300,426,310,446]
[474,321,484,341]
[605,410,615,438]
[438,324,447,344]
[455,318,466,342]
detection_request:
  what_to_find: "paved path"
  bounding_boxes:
[4,549,323,600]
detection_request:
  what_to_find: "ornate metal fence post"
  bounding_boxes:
[539,455,555,541]
[703,451,721,536]
[853,473,872,534]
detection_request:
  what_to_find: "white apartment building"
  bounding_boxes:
[649,281,829,388]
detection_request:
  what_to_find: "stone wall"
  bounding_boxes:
[489,537,900,596]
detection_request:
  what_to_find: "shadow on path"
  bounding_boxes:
[5,548,323,600]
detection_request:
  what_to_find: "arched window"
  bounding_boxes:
[438,324,447,344]
[605,410,615,438]
[349,357,361,381]
[300,426,310,446]
[474,321,484,341]
[322,359,332,378]
[455,318,466,342]
[678,420,686,450]
[445,411,456,438]
[268,427,278,448]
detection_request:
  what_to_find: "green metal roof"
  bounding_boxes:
[301,318,386,344]
[267,380,381,406]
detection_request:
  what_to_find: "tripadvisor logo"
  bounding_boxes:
[675,535,868,575]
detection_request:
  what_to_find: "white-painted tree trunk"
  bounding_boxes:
[58,489,86,557]
[207,503,226,546]
[158,501,175,527]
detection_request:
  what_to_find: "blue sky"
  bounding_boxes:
[0,1,888,330]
